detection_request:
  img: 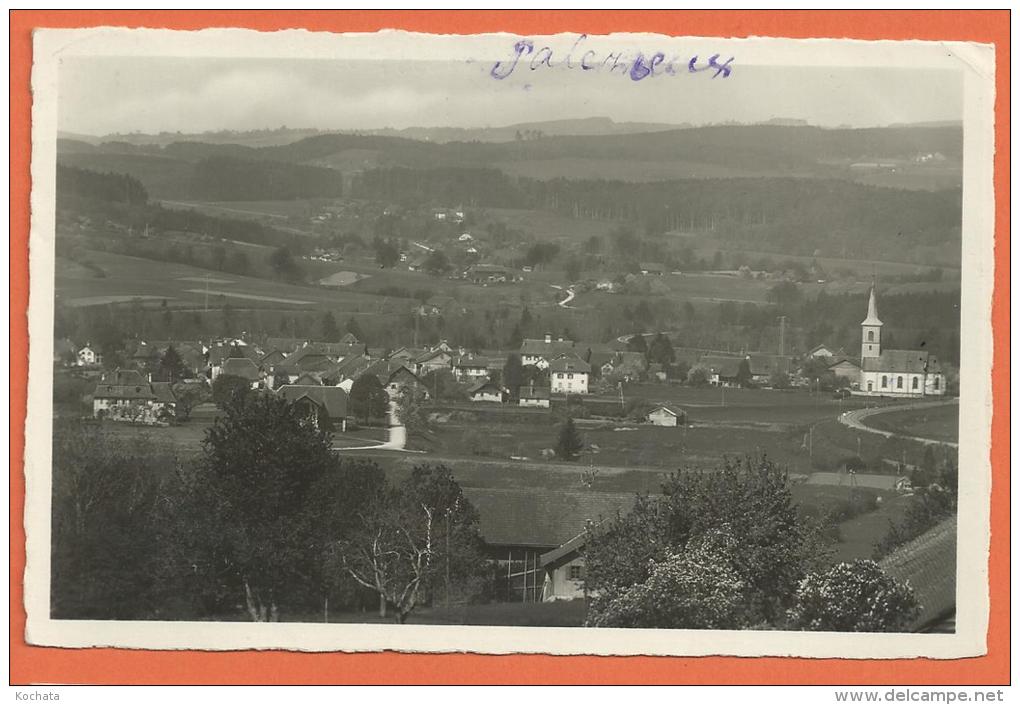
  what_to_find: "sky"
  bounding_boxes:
[57,56,964,136]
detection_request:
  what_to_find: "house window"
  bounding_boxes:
[867,330,874,342]
[568,565,584,581]
[912,377,919,390]
[567,373,574,380]
[867,381,873,391]
[881,376,887,388]
[934,377,940,390]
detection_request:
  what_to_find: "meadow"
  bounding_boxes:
[858,403,960,444]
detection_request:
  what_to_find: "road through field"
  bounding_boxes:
[838,398,958,448]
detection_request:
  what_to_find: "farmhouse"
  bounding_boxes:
[857,287,946,397]
[276,384,349,431]
[452,354,494,381]
[700,355,742,386]
[414,347,454,375]
[468,379,505,403]
[462,487,636,603]
[467,263,514,284]
[600,351,647,382]
[638,262,666,276]
[217,357,263,386]
[828,357,862,383]
[519,384,551,408]
[549,355,590,395]
[92,369,176,424]
[648,404,688,427]
[520,334,576,368]
[746,353,794,385]
[805,343,842,359]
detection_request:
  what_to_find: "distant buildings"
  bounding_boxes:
[548,355,590,395]
[92,369,176,424]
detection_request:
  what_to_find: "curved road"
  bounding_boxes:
[838,398,958,448]
[550,284,576,308]
[334,403,419,453]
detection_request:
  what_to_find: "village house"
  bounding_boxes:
[76,342,101,368]
[452,354,494,381]
[638,262,666,276]
[599,351,647,382]
[466,263,515,284]
[700,355,742,387]
[828,356,862,384]
[518,384,551,408]
[468,379,505,403]
[647,404,688,427]
[276,384,349,432]
[92,369,176,425]
[549,355,590,395]
[414,347,455,376]
[462,487,636,603]
[216,357,265,388]
[520,334,576,368]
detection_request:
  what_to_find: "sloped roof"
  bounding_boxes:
[879,516,956,632]
[468,378,502,395]
[260,350,288,367]
[549,355,591,374]
[700,355,743,378]
[415,348,453,364]
[150,382,176,403]
[520,338,576,357]
[650,404,686,417]
[519,385,551,400]
[94,383,156,400]
[747,353,793,376]
[277,384,349,419]
[100,368,147,386]
[291,372,323,386]
[454,355,494,369]
[462,487,638,549]
[220,357,260,380]
[264,337,306,354]
[861,350,941,375]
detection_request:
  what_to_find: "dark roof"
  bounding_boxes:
[454,355,494,369]
[829,357,861,370]
[260,350,288,367]
[862,350,943,375]
[415,348,453,364]
[150,382,176,403]
[94,383,156,400]
[100,369,146,386]
[462,488,637,549]
[650,404,686,417]
[291,372,323,386]
[520,338,576,357]
[747,354,793,376]
[879,516,956,632]
[518,385,551,400]
[548,355,591,374]
[700,355,743,378]
[264,337,305,353]
[277,385,349,419]
[468,379,502,395]
[220,357,260,380]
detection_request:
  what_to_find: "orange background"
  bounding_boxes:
[9,10,1010,685]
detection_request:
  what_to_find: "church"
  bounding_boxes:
[855,287,947,397]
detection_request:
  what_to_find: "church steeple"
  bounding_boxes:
[861,286,883,359]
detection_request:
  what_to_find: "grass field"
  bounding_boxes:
[859,403,960,444]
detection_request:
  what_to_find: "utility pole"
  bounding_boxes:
[777,315,787,357]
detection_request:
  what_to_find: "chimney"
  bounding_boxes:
[544,332,552,344]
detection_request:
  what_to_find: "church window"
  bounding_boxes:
[881,376,887,388]
[912,377,919,390]
[934,377,940,390]
[897,376,903,389]
[867,330,874,342]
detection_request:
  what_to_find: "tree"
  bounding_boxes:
[555,416,585,460]
[421,369,464,402]
[345,316,364,342]
[211,374,252,409]
[269,246,302,281]
[395,385,433,450]
[321,311,341,342]
[565,258,583,283]
[584,455,828,626]
[423,249,451,277]
[686,365,710,386]
[769,370,791,389]
[159,345,189,383]
[626,334,648,354]
[587,528,751,629]
[766,280,801,310]
[349,374,389,424]
[787,560,919,632]
[735,358,753,387]
[502,353,525,402]
[373,238,400,268]
[334,465,485,622]
[171,382,206,422]
[647,333,676,365]
[164,394,367,621]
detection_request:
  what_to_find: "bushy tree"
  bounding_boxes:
[158,345,189,383]
[395,385,433,450]
[626,334,648,354]
[424,249,451,276]
[211,373,252,409]
[268,246,302,281]
[736,358,753,387]
[646,333,675,365]
[502,353,525,402]
[345,316,364,342]
[321,311,341,342]
[349,374,389,423]
[787,560,919,632]
[587,528,751,629]
[555,416,585,460]
[686,364,711,386]
[585,455,828,626]
[373,237,401,268]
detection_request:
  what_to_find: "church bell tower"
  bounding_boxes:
[861,286,883,359]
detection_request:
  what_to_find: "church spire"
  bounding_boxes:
[861,285,883,327]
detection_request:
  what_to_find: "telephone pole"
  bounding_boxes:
[777,315,787,357]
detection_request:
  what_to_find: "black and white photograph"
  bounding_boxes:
[24,28,994,657]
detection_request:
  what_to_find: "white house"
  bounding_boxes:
[648,404,688,427]
[518,385,551,408]
[549,355,590,395]
[77,343,101,367]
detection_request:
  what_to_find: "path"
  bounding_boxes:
[550,284,576,308]
[838,398,958,448]
[334,402,419,453]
